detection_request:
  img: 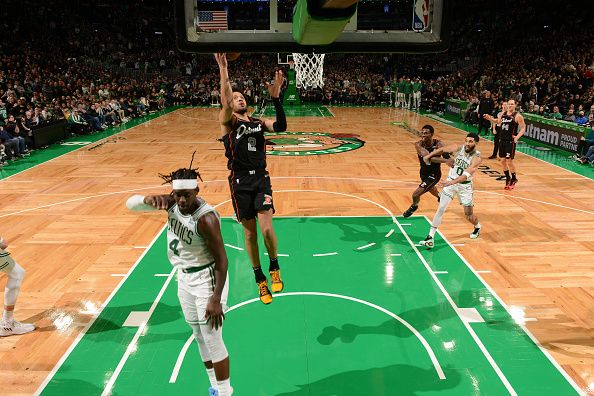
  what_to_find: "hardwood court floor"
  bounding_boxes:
[0,107,592,395]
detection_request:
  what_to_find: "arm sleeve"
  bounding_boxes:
[272,98,287,132]
[126,195,157,211]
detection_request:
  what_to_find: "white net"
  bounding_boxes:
[292,53,325,89]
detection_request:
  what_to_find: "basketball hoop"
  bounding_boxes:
[292,53,325,89]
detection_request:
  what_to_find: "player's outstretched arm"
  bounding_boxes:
[483,113,501,124]
[214,53,233,127]
[429,140,454,164]
[126,194,174,211]
[423,142,458,163]
[263,70,287,132]
[198,212,228,330]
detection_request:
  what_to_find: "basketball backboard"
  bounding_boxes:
[175,0,450,54]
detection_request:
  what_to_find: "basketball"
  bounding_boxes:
[226,53,241,61]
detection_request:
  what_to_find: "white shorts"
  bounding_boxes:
[177,264,229,326]
[442,181,474,206]
[0,253,16,273]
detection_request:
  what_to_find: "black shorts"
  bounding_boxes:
[228,170,275,221]
[498,140,516,159]
[418,173,440,192]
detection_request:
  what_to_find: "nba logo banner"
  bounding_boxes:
[412,0,430,32]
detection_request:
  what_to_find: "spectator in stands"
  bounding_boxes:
[17,115,34,150]
[4,115,28,155]
[70,110,90,135]
[0,126,20,161]
[0,143,6,166]
[575,110,589,126]
[577,144,594,165]
[573,122,594,158]
[550,106,563,120]
[537,105,549,117]
[477,91,495,135]
[564,109,576,122]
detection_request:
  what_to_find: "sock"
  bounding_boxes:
[3,310,13,323]
[428,227,437,238]
[504,170,510,182]
[206,368,217,388]
[511,172,517,181]
[253,266,266,283]
[475,222,482,230]
[269,257,279,272]
[217,378,231,396]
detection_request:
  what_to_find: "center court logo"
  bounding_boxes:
[265,132,365,156]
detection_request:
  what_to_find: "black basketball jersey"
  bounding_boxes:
[418,138,442,177]
[223,115,267,172]
[500,111,519,141]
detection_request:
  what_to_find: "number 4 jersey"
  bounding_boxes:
[447,145,481,182]
[167,201,220,270]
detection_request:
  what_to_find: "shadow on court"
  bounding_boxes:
[317,302,455,345]
[275,364,461,396]
[85,302,181,335]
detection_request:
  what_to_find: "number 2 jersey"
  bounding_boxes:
[223,115,267,171]
[167,201,220,270]
[447,145,481,181]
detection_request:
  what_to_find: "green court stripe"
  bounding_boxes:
[38,216,580,395]
[39,231,171,396]
[404,215,580,395]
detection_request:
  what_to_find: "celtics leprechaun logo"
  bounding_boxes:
[265,132,364,156]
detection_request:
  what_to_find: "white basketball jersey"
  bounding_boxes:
[167,201,220,269]
[448,145,480,181]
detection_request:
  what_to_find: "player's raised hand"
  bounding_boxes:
[205,296,225,330]
[214,53,228,69]
[266,70,284,98]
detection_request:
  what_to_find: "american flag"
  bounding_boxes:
[197,11,228,31]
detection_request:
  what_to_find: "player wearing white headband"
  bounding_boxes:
[126,155,233,396]
[0,236,35,336]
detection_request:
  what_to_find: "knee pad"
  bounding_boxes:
[6,263,25,287]
[190,323,212,362]
[201,324,228,363]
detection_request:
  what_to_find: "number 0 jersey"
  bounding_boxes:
[167,201,220,270]
[447,145,481,181]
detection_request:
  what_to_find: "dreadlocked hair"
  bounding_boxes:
[158,151,203,186]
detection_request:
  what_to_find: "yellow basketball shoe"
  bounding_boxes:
[269,269,284,293]
[257,280,273,304]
